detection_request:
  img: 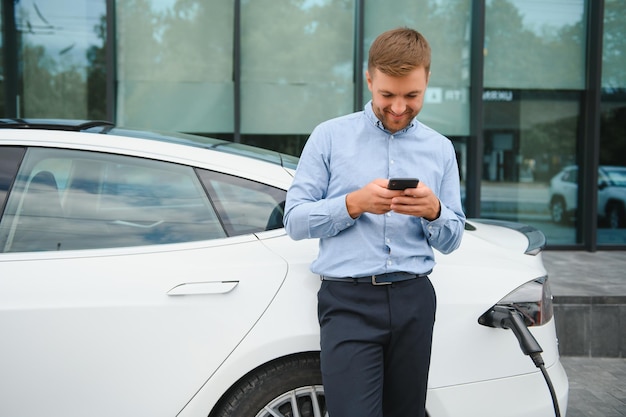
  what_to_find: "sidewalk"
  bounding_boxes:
[543,250,626,297]
[542,251,626,416]
[543,250,626,358]
[561,356,626,417]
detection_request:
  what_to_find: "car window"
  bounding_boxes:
[562,168,577,183]
[196,169,286,236]
[0,148,226,252]
[604,168,626,187]
[0,147,26,217]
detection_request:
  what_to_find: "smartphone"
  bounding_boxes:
[387,178,419,190]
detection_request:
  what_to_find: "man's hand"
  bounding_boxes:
[345,179,441,220]
[345,179,395,218]
[390,182,441,221]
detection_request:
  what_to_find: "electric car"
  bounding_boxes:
[0,120,568,417]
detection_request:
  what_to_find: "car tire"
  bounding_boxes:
[606,202,626,229]
[212,353,326,417]
[550,196,567,224]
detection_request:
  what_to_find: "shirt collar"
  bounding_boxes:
[364,100,416,135]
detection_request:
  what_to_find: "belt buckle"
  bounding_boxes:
[371,275,391,286]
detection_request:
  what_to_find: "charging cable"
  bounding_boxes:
[480,306,561,417]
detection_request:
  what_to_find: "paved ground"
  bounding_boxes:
[561,356,626,416]
[542,251,626,416]
[543,250,626,297]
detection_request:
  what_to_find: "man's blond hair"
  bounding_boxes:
[368,27,431,77]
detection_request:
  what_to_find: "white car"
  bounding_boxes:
[549,165,626,228]
[0,120,568,417]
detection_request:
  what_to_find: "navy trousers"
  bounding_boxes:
[317,277,436,417]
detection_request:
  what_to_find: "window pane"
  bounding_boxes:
[601,0,625,90]
[363,0,472,136]
[483,0,587,246]
[484,0,586,89]
[598,0,626,243]
[0,147,26,213]
[0,148,225,252]
[16,0,107,118]
[196,169,286,236]
[116,0,234,133]
[482,91,581,245]
[240,0,354,134]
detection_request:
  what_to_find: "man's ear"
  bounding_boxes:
[365,70,373,92]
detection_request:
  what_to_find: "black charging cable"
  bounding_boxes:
[479,306,561,417]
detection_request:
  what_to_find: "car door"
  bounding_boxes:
[561,166,579,210]
[0,146,288,417]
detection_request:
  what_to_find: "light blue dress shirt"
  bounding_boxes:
[284,101,466,278]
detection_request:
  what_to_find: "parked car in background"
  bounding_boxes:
[0,120,568,417]
[549,165,626,228]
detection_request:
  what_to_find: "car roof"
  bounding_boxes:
[0,118,299,171]
[600,165,626,171]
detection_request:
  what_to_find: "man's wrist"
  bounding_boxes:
[425,199,441,221]
[345,192,362,219]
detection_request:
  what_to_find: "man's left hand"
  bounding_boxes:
[389,182,441,221]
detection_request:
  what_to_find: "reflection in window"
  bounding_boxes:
[548,166,577,226]
[485,0,586,89]
[240,0,354,135]
[196,169,287,237]
[0,148,225,252]
[116,0,234,133]
[598,0,626,243]
[482,0,587,246]
[363,0,471,136]
[0,148,26,210]
[13,0,107,119]
[481,91,583,245]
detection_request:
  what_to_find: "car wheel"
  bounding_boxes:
[212,353,327,417]
[550,196,567,224]
[606,202,626,229]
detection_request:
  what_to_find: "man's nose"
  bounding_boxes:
[391,98,406,114]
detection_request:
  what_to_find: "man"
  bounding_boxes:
[284,27,465,417]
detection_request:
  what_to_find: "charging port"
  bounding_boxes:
[479,305,562,417]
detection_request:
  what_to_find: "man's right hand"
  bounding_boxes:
[345,179,404,218]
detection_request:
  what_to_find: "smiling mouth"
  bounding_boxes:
[388,112,407,121]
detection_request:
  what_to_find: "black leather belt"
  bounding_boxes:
[321,271,430,286]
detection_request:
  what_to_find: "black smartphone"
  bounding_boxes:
[387,178,419,190]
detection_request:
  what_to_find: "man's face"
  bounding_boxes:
[366,67,430,133]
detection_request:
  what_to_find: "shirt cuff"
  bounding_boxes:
[332,194,357,231]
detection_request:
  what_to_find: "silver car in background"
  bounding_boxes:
[549,165,626,228]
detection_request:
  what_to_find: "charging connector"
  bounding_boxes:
[479,305,561,417]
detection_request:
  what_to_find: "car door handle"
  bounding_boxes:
[167,281,239,296]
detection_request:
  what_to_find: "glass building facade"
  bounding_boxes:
[1,0,625,250]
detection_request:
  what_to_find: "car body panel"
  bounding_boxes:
[0,237,287,416]
[179,227,563,417]
[0,123,568,417]
[426,361,568,416]
[261,225,556,387]
[0,129,295,191]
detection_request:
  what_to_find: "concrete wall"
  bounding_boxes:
[554,296,626,358]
